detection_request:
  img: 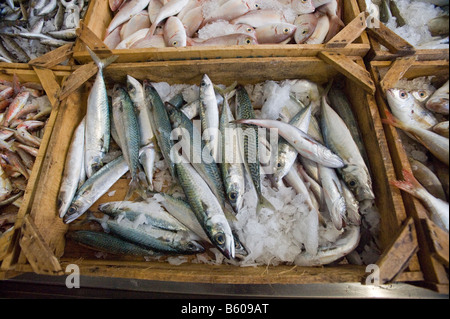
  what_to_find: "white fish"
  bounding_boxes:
[180,6,204,37]
[294,13,319,44]
[230,9,287,28]
[291,0,316,14]
[392,169,449,232]
[115,28,150,49]
[120,11,151,41]
[106,0,151,34]
[147,0,190,37]
[305,13,330,44]
[255,23,296,44]
[164,16,187,47]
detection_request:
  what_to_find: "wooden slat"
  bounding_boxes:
[58,62,97,102]
[19,215,63,275]
[380,56,417,94]
[76,20,112,54]
[319,52,376,94]
[326,12,368,48]
[28,44,73,69]
[421,219,449,268]
[375,218,418,284]
[31,67,61,107]
[366,19,416,56]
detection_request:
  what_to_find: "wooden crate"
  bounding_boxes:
[4,56,426,287]
[0,63,72,272]
[72,0,371,64]
[357,0,449,62]
[370,58,449,294]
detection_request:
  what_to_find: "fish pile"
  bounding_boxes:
[383,77,449,233]
[365,0,449,49]
[0,75,52,235]
[0,0,89,63]
[60,50,379,266]
[103,0,345,49]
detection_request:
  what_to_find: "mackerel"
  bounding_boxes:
[68,230,162,257]
[199,74,220,162]
[84,47,118,178]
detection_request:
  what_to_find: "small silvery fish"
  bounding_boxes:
[383,110,449,166]
[68,230,162,257]
[84,47,118,178]
[111,85,143,199]
[175,153,235,259]
[386,88,438,130]
[319,164,346,231]
[321,96,375,201]
[409,158,447,201]
[58,117,85,218]
[426,80,449,115]
[64,155,129,224]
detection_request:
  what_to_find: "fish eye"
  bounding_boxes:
[247,28,253,32]
[277,162,282,168]
[349,180,357,187]
[214,233,226,245]
[399,90,408,99]
[229,192,237,201]
[419,91,426,97]
[172,41,178,46]
[283,28,290,34]
[301,0,308,3]
[302,29,308,34]
[68,206,76,214]
[245,38,252,44]
[187,243,196,250]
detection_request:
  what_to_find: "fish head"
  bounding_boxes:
[235,24,256,37]
[237,35,258,45]
[63,202,82,224]
[272,151,290,184]
[294,22,315,43]
[292,0,315,14]
[329,196,346,230]
[225,174,245,214]
[386,89,415,112]
[183,239,206,254]
[342,165,375,202]
[206,214,235,259]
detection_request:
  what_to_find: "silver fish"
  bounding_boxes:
[84,48,118,178]
[319,164,346,231]
[321,96,375,201]
[426,80,449,115]
[409,158,447,201]
[58,117,85,218]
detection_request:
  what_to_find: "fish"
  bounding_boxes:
[143,81,176,179]
[426,80,449,115]
[188,33,258,46]
[321,96,375,201]
[220,93,246,215]
[91,215,205,254]
[68,230,162,257]
[174,153,235,259]
[411,89,434,105]
[152,192,212,244]
[294,13,318,44]
[428,15,449,37]
[3,91,30,126]
[383,110,449,166]
[254,23,296,44]
[180,6,204,37]
[273,105,312,186]
[328,83,369,166]
[120,11,151,40]
[235,86,274,213]
[84,48,119,178]
[164,16,187,47]
[230,9,288,28]
[292,0,316,14]
[391,169,449,232]
[202,0,258,25]
[0,164,12,202]
[199,74,220,163]
[57,118,86,218]
[386,88,438,130]
[115,28,151,50]
[305,13,330,44]
[98,200,189,232]
[111,85,143,199]
[340,180,361,226]
[63,155,130,224]
[106,0,151,35]
[165,102,228,211]
[146,0,190,37]
[232,117,345,169]
[317,0,345,42]
[409,158,447,201]
[319,163,346,230]
[46,29,78,41]
[433,121,449,138]
[37,0,57,16]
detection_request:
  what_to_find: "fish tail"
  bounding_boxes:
[382,109,404,130]
[390,169,423,197]
[86,45,119,70]
[124,174,150,202]
[256,193,275,213]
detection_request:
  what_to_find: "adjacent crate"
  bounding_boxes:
[0,63,72,272]
[72,0,371,64]
[357,0,449,62]
[5,56,426,286]
[370,58,449,294]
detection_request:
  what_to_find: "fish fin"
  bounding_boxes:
[124,174,149,202]
[256,194,275,213]
[390,169,425,195]
[382,110,405,130]
[86,45,119,70]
